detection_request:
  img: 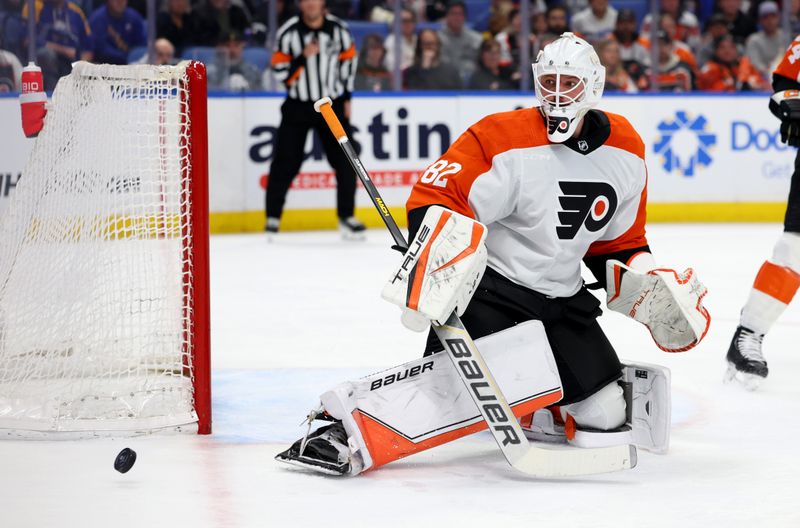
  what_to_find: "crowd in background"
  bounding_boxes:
[0,0,798,93]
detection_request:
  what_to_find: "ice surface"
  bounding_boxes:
[2,224,800,527]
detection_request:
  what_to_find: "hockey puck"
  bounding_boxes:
[114,448,137,474]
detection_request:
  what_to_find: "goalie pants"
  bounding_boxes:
[423,267,622,405]
[785,148,800,233]
[266,96,357,221]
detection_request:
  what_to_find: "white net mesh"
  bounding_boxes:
[0,62,203,436]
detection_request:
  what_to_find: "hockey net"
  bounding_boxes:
[0,61,210,437]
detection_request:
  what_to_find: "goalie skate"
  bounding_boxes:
[725,326,768,390]
[275,422,355,476]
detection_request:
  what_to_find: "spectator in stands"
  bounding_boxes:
[495,8,521,68]
[359,0,391,22]
[697,13,731,65]
[715,0,757,45]
[153,37,175,65]
[541,4,569,42]
[596,38,638,92]
[571,0,617,43]
[487,0,518,36]
[0,0,27,63]
[468,39,517,90]
[656,12,698,72]
[641,0,700,50]
[404,28,462,89]
[652,30,694,91]
[698,33,768,91]
[437,1,483,83]
[34,0,93,90]
[355,34,391,91]
[611,8,648,66]
[426,0,448,21]
[0,48,22,92]
[207,31,261,91]
[89,0,146,64]
[191,0,250,47]
[157,0,192,54]
[746,1,788,79]
[384,7,417,72]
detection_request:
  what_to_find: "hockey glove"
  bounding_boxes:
[770,90,800,147]
[382,206,487,332]
[606,260,710,352]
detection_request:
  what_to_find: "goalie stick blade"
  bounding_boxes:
[511,443,637,478]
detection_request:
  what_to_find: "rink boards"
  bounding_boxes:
[0,92,792,232]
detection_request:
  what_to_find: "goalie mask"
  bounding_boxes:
[533,32,605,143]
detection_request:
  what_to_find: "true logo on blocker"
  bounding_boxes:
[556,181,618,240]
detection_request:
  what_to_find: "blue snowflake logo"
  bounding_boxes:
[653,111,717,177]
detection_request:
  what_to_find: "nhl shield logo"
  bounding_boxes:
[577,140,589,152]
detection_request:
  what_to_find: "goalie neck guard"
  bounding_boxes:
[533,33,606,143]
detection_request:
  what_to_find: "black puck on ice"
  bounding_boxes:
[114,448,137,473]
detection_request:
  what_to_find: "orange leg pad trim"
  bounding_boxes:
[753,261,800,304]
[354,390,562,470]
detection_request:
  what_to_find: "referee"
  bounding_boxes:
[268,0,365,239]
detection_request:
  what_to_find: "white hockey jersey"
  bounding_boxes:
[407,107,648,297]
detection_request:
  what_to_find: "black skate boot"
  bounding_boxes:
[275,421,354,475]
[725,325,768,389]
[338,216,366,241]
[265,217,280,241]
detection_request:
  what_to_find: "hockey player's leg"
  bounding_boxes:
[275,321,563,475]
[265,101,311,235]
[727,231,800,388]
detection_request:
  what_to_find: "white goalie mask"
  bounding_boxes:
[533,33,606,143]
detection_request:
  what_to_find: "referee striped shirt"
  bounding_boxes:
[271,15,357,102]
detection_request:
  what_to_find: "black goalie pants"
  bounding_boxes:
[784,148,800,233]
[266,97,356,221]
[423,267,622,405]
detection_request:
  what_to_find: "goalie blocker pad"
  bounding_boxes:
[382,206,487,331]
[319,321,563,474]
[570,361,671,454]
[606,260,710,352]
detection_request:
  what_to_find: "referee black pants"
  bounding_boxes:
[423,268,623,405]
[266,97,356,221]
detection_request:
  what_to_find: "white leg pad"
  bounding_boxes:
[561,381,626,431]
[319,320,563,473]
[621,361,671,454]
[566,362,671,454]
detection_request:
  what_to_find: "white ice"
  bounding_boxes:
[3,224,800,528]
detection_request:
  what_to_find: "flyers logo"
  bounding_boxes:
[556,181,618,240]
[547,116,571,135]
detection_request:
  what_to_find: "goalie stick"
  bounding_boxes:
[313,97,636,478]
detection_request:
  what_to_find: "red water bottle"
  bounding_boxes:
[20,62,47,138]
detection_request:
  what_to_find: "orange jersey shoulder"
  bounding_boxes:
[464,106,550,157]
[406,108,548,217]
[773,36,800,82]
[602,111,646,160]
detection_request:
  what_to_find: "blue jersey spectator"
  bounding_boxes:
[34,0,92,57]
[89,0,146,64]
[28,0,92,89]
[0,0,28,63]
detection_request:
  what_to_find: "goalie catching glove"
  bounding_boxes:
[606,260,710,352]
[382,206,488,331]
[770,90,800,147]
